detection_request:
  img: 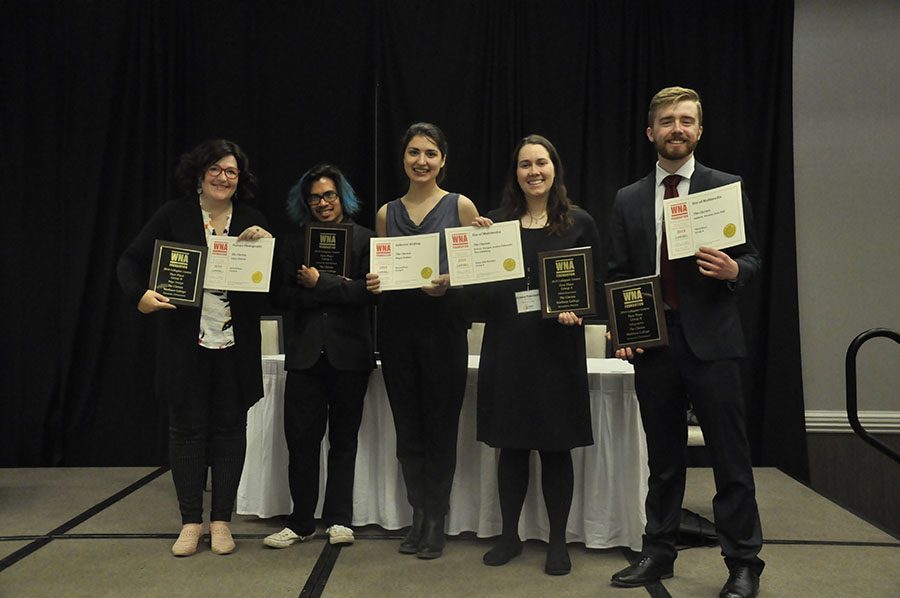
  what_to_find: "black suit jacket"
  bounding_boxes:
[117,198,269,408]
[608,161,761,360]
[271,220,376,372]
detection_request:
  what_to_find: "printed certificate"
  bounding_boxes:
[204,237,275,292]
[663,181,746,259]
[370,233,440,291]
[444,220,525,286]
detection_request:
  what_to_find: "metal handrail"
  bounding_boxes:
[845,328,900,465]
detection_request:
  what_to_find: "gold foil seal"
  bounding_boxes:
[420,266,433,279]
[251,271,263,283]
[723,223,736,238]
[503,258,516,271]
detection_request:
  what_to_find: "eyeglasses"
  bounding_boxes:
[207,165,240,179]
[306,190,339,205]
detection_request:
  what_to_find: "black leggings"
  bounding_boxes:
[168,347,247,524]
[379,292,468,517]
[496,449,574,548]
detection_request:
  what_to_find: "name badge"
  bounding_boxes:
[515,289,541,314]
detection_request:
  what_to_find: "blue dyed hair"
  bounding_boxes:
[286,164,361,226]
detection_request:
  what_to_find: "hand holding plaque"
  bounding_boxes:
[305,223,353,277]
[536,246,597,319]
[149,240,208,308]
[604,275,668,349]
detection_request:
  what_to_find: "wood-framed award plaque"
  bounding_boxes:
[304,223,353,277]
[604,275,669,349]
[149,240,208,308]
[536,246,597,319]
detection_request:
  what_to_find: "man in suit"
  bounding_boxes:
[608,87,764,598]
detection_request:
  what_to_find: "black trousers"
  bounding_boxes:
[633,317,764,574]
[379,310,468,516]
[283,356,370,535]
[168,346,247,525]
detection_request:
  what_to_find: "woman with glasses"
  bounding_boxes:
[263,164,375,550]
[118,139,272,557]
[472,135,604,575]
[366,122,480,559]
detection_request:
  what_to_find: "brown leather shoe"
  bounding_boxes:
[171,523,203,557]
[719,566,759,598]
[610,556,674,587]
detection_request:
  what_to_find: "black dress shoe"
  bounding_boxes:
[719,566,759,598]
[398,508,425,554]
[416,515,446,559]
[610,556,674,587]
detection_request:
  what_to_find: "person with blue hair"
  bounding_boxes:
[264,164,376,549]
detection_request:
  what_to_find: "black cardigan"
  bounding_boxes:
[117,198,269,408]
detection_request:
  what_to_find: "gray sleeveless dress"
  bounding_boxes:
[384,193,459,273]
[378,192,469,515]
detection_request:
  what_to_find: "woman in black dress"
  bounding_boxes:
[474,135,604,575]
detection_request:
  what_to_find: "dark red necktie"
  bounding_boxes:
[660,175,681,310]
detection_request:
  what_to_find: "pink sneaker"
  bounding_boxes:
[171,523,203,557]
[209,521,235,555]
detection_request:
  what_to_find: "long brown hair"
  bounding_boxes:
[496,134,573,235]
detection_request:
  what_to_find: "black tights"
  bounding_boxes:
[169,423,246,524]
[168,347,247,525]
[496,448,573,549]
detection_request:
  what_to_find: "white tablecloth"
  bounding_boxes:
[237,355,648,550]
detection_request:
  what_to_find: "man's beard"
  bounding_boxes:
[655,135,698,160]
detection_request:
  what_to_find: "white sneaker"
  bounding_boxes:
[263,527,314,548]
[326,524,354,545]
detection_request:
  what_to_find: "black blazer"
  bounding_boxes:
[271,220,376,372]
[117,198,269,408]
[608,161,761,360]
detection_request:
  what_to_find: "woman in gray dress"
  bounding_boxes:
[366,123,479,559]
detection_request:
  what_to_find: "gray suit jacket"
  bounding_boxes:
[608,161,761,360]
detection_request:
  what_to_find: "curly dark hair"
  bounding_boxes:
[174,139,258,202]
[496,134,574,235]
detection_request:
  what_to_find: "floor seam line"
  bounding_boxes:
[0,466,168,573]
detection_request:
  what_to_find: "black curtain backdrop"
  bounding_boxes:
[1,0,807,480]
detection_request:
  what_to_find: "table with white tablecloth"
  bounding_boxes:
[237,355,648,550]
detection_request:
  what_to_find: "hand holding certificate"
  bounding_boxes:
[663,181,746,259]
[444,220,525,285]
[369,233,440,291]
[204,236,275,292]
